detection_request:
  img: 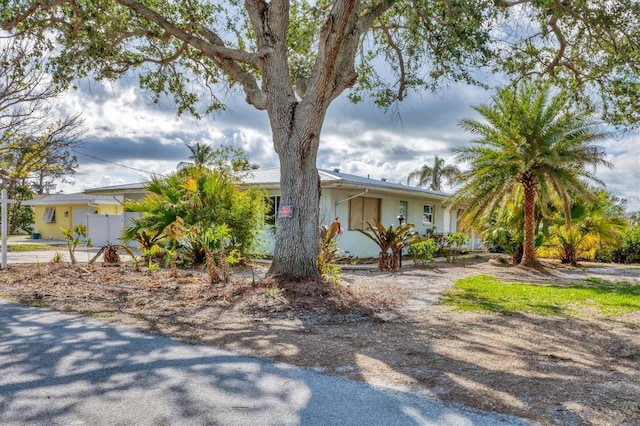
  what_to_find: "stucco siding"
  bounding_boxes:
[319,188,454,258]
[32,202,123,240]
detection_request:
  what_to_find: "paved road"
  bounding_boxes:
[0,300,538,425]
[1,237,136,265]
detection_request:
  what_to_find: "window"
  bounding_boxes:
[265,196,280,225]
[399,201,407,219]
[43,207,56,223]
[423,205,434,224]
[349,196,381,230]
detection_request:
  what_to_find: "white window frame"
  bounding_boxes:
[399,200,408,218]
[43,207,56,223]
[266,196,280,226]
[423,205,434,224]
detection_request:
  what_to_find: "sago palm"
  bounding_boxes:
[453,81,611,267]
[407,155,461,192]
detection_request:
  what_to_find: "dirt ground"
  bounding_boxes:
[1,257,639,426]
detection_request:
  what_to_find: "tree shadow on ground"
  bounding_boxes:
[0,299,532,425]
[1,259,639,425]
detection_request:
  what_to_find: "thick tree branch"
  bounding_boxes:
[115,0,267,109]
[546,15,569,75]
[0,0,67,30]
[379,22,406,101]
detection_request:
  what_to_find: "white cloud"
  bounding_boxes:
[50,79,640,212]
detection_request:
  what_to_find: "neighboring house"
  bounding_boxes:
[33,168,463,257]
[23,193,125,245]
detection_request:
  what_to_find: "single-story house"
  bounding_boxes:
[242,168,460,257]
[27,168,471,257]
[23,193,125,244]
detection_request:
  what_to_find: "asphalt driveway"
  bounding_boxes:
[0,300,537,425]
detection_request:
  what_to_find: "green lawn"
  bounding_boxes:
[442,275,640,317]
[4,243,59,252]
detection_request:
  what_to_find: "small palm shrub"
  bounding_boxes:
[357,219,425,271]
[318,218,344,282]
[60,224,91,265]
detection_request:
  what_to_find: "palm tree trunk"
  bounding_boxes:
[520,180,540,267]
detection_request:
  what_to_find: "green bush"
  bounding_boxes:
[445,232,470,263]
[122,156,268,264]
[407,239,437,266]
[613,226,640,264]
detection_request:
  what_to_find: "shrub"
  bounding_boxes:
[445,232,470,263]
[122,164,268,264]
[318,218,344,282]
[408,239,437,266]
[613,226,640,264]
[357,219,425,271]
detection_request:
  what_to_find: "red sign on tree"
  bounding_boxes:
[278,204,295,218]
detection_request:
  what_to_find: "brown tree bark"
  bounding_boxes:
[520,177,540,268]
[268,129,322,280]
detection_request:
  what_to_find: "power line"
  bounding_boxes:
[71,148,163,175]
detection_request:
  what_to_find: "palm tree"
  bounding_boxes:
[178,142,216,170]
[452,81,612,267]
[407,155,460,192]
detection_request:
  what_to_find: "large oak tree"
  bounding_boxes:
[2,0,638,279]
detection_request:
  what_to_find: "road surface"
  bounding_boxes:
[0,300,538,425]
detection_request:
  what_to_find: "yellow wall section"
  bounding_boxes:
[32,203,122,240]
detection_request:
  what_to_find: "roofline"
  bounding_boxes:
[81,167,454,199]
[23,198,122,206]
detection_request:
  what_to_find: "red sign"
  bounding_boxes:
[278,204,295,218]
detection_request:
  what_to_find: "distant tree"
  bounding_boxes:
[0,41,84,233]
[178,142,216,170]
[453,81,612,267]
[0,41,59,135]
[178,143,258,173]
[407,155,460,192]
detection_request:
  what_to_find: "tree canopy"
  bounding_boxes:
[2,0,638,278]
[0,40,84,232]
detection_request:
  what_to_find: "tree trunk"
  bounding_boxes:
[377,252,398,271]
[267,108,323,281]
[251,0,359,281]
[520,180,540,268]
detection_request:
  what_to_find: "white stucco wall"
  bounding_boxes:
[320,188,453,258]
[256,187,455,258]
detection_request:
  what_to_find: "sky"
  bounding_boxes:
[53,77,640,212]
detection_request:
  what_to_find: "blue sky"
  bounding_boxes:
[55,78,640,212]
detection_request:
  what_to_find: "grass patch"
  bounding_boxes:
[6,243,58,252]
[442,275,640,317]
[82,309,116,318]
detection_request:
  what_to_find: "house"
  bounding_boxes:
[28,168,461,257]
[243,168,459,257]
[23,193,125,244]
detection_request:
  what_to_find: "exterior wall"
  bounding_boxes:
[97,204,122,215]
[32,203,122,241]
[33,204,73,240]
[320,188,453,258]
